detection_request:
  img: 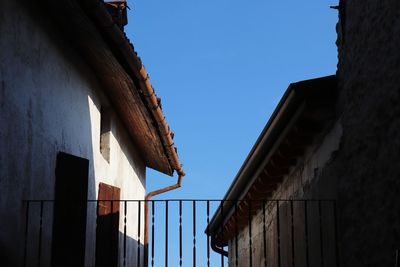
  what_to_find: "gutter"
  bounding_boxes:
[211,236,228,257]
[136,55,187,267]
[206,87,301,237]
[138,67,185,176]
[143,174,184,266]
[135,51,186,267]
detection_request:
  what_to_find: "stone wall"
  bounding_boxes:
[327,0,400,265]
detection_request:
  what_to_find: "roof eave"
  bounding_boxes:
[206,75,337,240]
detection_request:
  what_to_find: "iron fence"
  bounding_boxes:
[22,199,338,267]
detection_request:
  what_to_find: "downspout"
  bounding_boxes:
[211,236,229,257]
[74,2,186,264]
[137,64,186,266]
[144,174,184,267]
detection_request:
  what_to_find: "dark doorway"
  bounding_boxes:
[51,152,89,267]
[95,182,121,267]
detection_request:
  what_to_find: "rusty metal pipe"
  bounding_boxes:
[78,2,185,264]
[144,174,184,266]
[211,236,229,257]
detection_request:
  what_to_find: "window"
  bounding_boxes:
[100,107,111,162]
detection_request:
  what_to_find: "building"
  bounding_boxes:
[207,76,339,267]
[0,0,184,267]
[207,1,400,266]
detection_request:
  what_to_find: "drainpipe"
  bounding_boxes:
[144,173,184,267]
[137,59,187,267]
[138,65,186,266]
[76,2,186,264]
[211,236,229,257]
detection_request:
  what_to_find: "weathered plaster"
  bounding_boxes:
[0,2,146,266]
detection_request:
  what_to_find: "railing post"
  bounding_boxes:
[319,200,324,267]
[263,200,267,267]
[165,200,169,267]
[207,200,210,267]
[235,202,239,267]
[23,201,30,267]
[193,200,197,267]
[333,200,340,267]
[123,200,127,267]
[220,200,225,267]
[151,201,155,267]
[179,200,183,267]
[276,200,281,267]
[37,201,44,267]
[248,201,253,267]
[138,200,142,267]
[290,200,295,267]
[304,200,310,267]
[144,200,149,267]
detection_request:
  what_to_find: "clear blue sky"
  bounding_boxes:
[126,0,339,200]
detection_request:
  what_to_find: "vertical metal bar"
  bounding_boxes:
[304,201,310,267]
[235,202,239,267]
[151,201,155,267]
[319,200,324,267]
[333,201,339,267]
[248,201,253,267]
[276,200,281,267]
[124,201,127,267]
[111,201,117,267]
[37,201,44,267]
[165,201,169,267]
[111,200,115,267]
[207,200,210,267]
[96,199,100,266]
[220,200,224,267]
[137,201,141,267]
[395,249,399,267]
[290,200,295,267]
[179,200,183,267]
[193,201,197,267]
[23,201,30,267]
[263,200,267,267]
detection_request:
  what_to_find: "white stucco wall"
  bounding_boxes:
[0,2,145,266]
[228,120,342,267]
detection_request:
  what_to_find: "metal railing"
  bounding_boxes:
[22,199,338,267]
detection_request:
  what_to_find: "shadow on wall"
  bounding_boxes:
[227,200,339,267]
[0,1,100,265]
[0,0,150,265]
[22,201,144,267]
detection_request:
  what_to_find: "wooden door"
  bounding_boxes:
[95,182,121,267]
[51,152,89,267]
